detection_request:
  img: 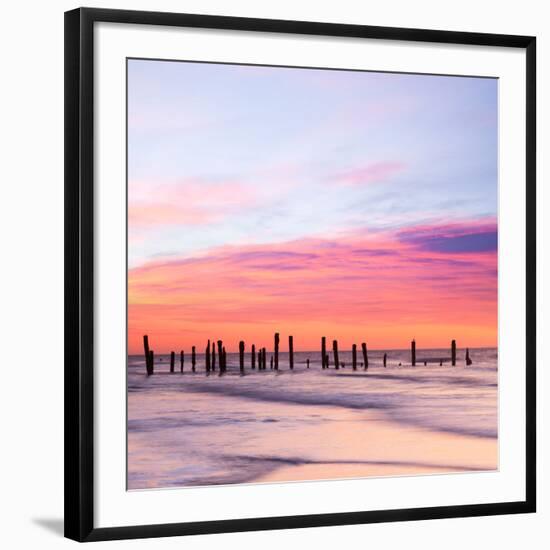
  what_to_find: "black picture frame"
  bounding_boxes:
[65,7,536,543]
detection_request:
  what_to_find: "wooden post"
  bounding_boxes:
[263,348,267,370]
[451,340,456,366]
[361,342,369,370]
[333,340,340,370]
[289,335,294,370]
[180,350,184,372]
[223,347,227,372]
[143,335,151,374]
[325,355,330,368]
[170,351,175,373]
[274,333,280,370]
[251,344,256,369]
[383,353,387,368]
[149,350,154,374]
[466,348,472,366]
[191,346,196,372]
[239,341,245,372]
[211,341,216,371]
[217,340,223,374]
[352,344,357,370]
[270,355,273,369]
[307,358,310,368]
[411,339,416,366]
[206,340,211,372]
[321,337,326,370]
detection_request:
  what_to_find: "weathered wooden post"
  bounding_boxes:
[325,355,330,368]
[180,350,184,372]
[239,341,245,373]
[274,333,280,370]
[206,340,211,373]
[263,348,267,370]
[451,340,456,366]
[149,350,154,374]
[307,358,310,368]
[143,335,151,374]
[466,348,472,366]
[383,353,387,368]
[411,339,416,366]
[223,347,227,372]
[440,359,443,366]
[170,351,175,373]
[361,342,369,370]
[191,346,196,372]
[270,356,273,369]
[217,340,223,374]
[321,337,326,369]
[352,344,357,370]
[333,340,340,370]
[251,344,256,369]
[211,341,216,371]
[289,335,294,369]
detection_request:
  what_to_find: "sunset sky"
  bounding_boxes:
[127,59,498,353]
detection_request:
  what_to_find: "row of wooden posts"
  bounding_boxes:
[143,334,472,376]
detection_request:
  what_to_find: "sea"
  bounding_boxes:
[128,348,498,490]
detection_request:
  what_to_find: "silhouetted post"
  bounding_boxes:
[270,356,273,369]
[352,344,357,370]
[325,355,330,368]
[211,341,216,371]
[143,335,151,374]
[217,340,223,374]
[262,348,266,370]
[180,350,184,372]
[451,340,456,366]
[333,340,340,370]
[289,335,294,369]
[466,348,472,366]
[206,340,211,373]
[440,359,443,366]
[251,344,256,369]
[411,339,416,366]
[274,333,280,370]
[170,351,175,373]
[149,350,154,374]
[191,346,196,372]
[321,337,326,370]
[383,353,387,368]
[222,347,227,372]
[361,343,369,370]
[307,358,310,368]
[239,341,245,373]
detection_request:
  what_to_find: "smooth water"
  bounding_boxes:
[128,348,497,489]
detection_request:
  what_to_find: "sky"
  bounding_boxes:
[127,59,498,354]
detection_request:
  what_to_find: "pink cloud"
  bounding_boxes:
[335,161,405,186]
[128,178,257,229]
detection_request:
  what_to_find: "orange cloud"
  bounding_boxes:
[128,219,497,354]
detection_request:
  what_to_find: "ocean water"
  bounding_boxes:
[128,348,497,489]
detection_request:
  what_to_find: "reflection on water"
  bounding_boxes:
[128,348,498,489]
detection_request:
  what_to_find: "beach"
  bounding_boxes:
[128,348,497,490]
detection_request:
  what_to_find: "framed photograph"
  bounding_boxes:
[65,7,536,542]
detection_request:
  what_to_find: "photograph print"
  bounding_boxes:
[127,59,498,490]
